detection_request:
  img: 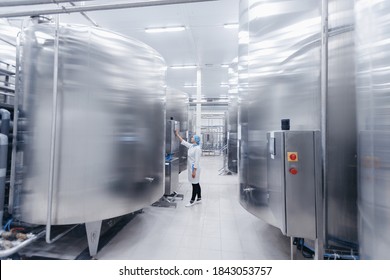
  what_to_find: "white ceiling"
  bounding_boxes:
[5,0,239,99]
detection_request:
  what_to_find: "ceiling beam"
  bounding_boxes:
[0,0,95,7]
[0,0,219,18]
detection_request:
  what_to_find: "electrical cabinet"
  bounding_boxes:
[267,130,321,239]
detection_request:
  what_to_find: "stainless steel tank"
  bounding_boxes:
[238,0,357,253]
[166,87,189,173]
[355,0,390,259]
[15,23,166,225]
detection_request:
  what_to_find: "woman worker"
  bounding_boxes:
[175,130,202,207]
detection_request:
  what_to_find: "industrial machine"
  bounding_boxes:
[355,0,390,260]
[267,128,321,248]
[152,119,183,208]
[1,21,166,258]
[238,0,357,259]
[153,87,188,208]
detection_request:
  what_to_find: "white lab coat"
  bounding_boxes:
[181,140,201,184]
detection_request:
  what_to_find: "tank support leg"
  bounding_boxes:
[86,220,102,257]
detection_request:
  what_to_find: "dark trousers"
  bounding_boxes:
[191,183,201,201]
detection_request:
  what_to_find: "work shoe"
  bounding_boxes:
[195,198,202,204]
[185,201,195,207]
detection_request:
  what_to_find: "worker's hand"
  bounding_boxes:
[175,129,179,136]
[192,171,196,178]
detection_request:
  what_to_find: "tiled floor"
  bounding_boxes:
[96,155,291,260]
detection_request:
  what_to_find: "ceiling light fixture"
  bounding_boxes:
[184,84,198,88]
[170,65,197,69]
[145,26,186,33]
[224,23,239,29]
[220,83,229,87]
[221,64,229,68]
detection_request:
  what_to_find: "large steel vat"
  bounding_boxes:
[15,23,166,225]
[355,0,390,260]
[238,0,357,254]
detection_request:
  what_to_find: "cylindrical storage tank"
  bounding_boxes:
[238,0,357,253]
[355,0,390,259]
[15,23,166,225]
[227,58,238,173]
[166,87,189,173]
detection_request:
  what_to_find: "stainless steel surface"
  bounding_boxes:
[239,0,357,251]
[284,131,319,239]
[238,0,322,225]
[85,220,102,256]
[318,0,327,259]
[165,157,179,195]
[266,132,286,231]
[267,131,320,239]
[227,58,238,173]
[165,120,180,195]
[16,23,166,225]
[46,14,60,243]
[166,87,189,173]
[166,120,180,155]
[326,0,357,249]
[0,0,218,18]
[355,0,390,260]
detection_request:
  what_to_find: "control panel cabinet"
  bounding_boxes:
[267,130,321,239]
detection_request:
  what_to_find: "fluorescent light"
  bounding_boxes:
[221,64,229,68]
[145,26,186,33]
[184,84,198,88]
[220,83,229,87]
[224,23,239,29]
[170,65,197,69]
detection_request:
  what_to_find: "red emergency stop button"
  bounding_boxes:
[290,154,297,160]
[287,152,298,162]
[289,168,298,175]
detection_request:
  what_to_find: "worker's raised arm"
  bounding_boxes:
[175,129,183,142]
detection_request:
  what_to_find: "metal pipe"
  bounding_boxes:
[318,0,328,259]
[0,230,45,258]
[47,224,79,244]
[8,31,22,215]
[196,67,202,135]
[69,1,99,27]
[0,0,218,18]
[0,0,95,7]
[0,134,8,227]
[46,14,60,244]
